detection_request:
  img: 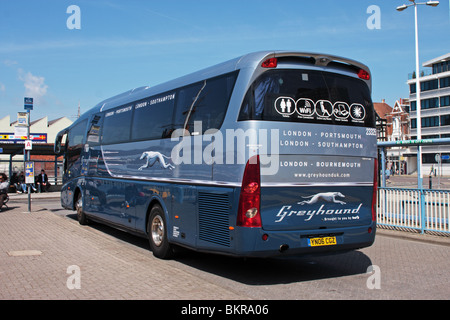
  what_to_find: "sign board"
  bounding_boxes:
[394,139,434,146]
[25,161,35,184]
[14,126,27,137]
[24,97,33,111]
[25,140,32,150]
[0,133,47,144]
[17,112,28,126]
[442,155,450,160]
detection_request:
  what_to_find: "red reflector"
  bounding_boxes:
[358,69,371,80]
[261,58,278,68]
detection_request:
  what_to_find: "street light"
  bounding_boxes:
[425,1,440,7]
[397,1,439,11]
[396,0,439,187]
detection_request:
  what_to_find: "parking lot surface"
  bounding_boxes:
[0,194,449,302]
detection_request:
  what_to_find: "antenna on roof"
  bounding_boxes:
[69,101,81,120]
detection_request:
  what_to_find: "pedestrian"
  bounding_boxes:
[0,173,9,211]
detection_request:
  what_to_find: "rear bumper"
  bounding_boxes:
[231,222,376,258]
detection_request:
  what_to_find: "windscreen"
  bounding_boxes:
[239,69,375,128]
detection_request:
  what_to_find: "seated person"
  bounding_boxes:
[10,172,18,193]
[36,169,50,192]
[18,171,27,193]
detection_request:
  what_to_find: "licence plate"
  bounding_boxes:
[308,236,337,247]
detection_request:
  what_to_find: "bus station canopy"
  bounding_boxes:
[0,143,56,157]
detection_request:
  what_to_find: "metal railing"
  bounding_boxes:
[377,138,450,235]
[378,187,450,234]
[408,69,432,80]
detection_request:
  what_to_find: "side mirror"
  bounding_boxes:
[54,140,61,154]
[54,131,67,155]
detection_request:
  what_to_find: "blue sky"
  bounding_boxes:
[1,0,449,122]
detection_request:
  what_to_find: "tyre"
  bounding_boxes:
[147,205,173,259]
[75,193,88,225]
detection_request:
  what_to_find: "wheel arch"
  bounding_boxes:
[73,187,82,211]
[145,196,171,235]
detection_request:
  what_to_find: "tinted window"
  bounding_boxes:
[68,119,87,149]
[421,79,438,92]
[441,77,450,88]
[441,115,450,126]
[86,113,103,146]
[174,72,238,135]
[131,92,176,141]
[67,119,87,174]
[239,70,375,128]
[102,105,133,144]
[441,95,450,107]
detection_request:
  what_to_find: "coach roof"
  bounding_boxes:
[86,50,370,114]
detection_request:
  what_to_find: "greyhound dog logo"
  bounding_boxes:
[298,192,346,205]
[139,151,175,170]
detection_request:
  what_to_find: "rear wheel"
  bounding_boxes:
[75,193,88,225]
[148,205,173,259]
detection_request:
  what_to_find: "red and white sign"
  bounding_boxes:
[25,140,32,150]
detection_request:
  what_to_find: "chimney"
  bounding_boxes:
[382,99,385,103]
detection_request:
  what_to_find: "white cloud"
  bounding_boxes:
[18,69,48,103]
[3,60,18,67]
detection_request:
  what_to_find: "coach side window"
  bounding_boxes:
[101,105,133,145]
[174,82,205,135]
[86,113,103,146]
[174,72,238,135]
[131,92,176,141]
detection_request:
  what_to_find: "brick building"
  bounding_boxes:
[374,99,411,174]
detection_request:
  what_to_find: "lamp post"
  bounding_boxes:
[396,0,439,188]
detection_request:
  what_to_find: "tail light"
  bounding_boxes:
[261,58,278,68]
[372,159,378,222]
[358,69,371,80]
[237,155,262,228]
